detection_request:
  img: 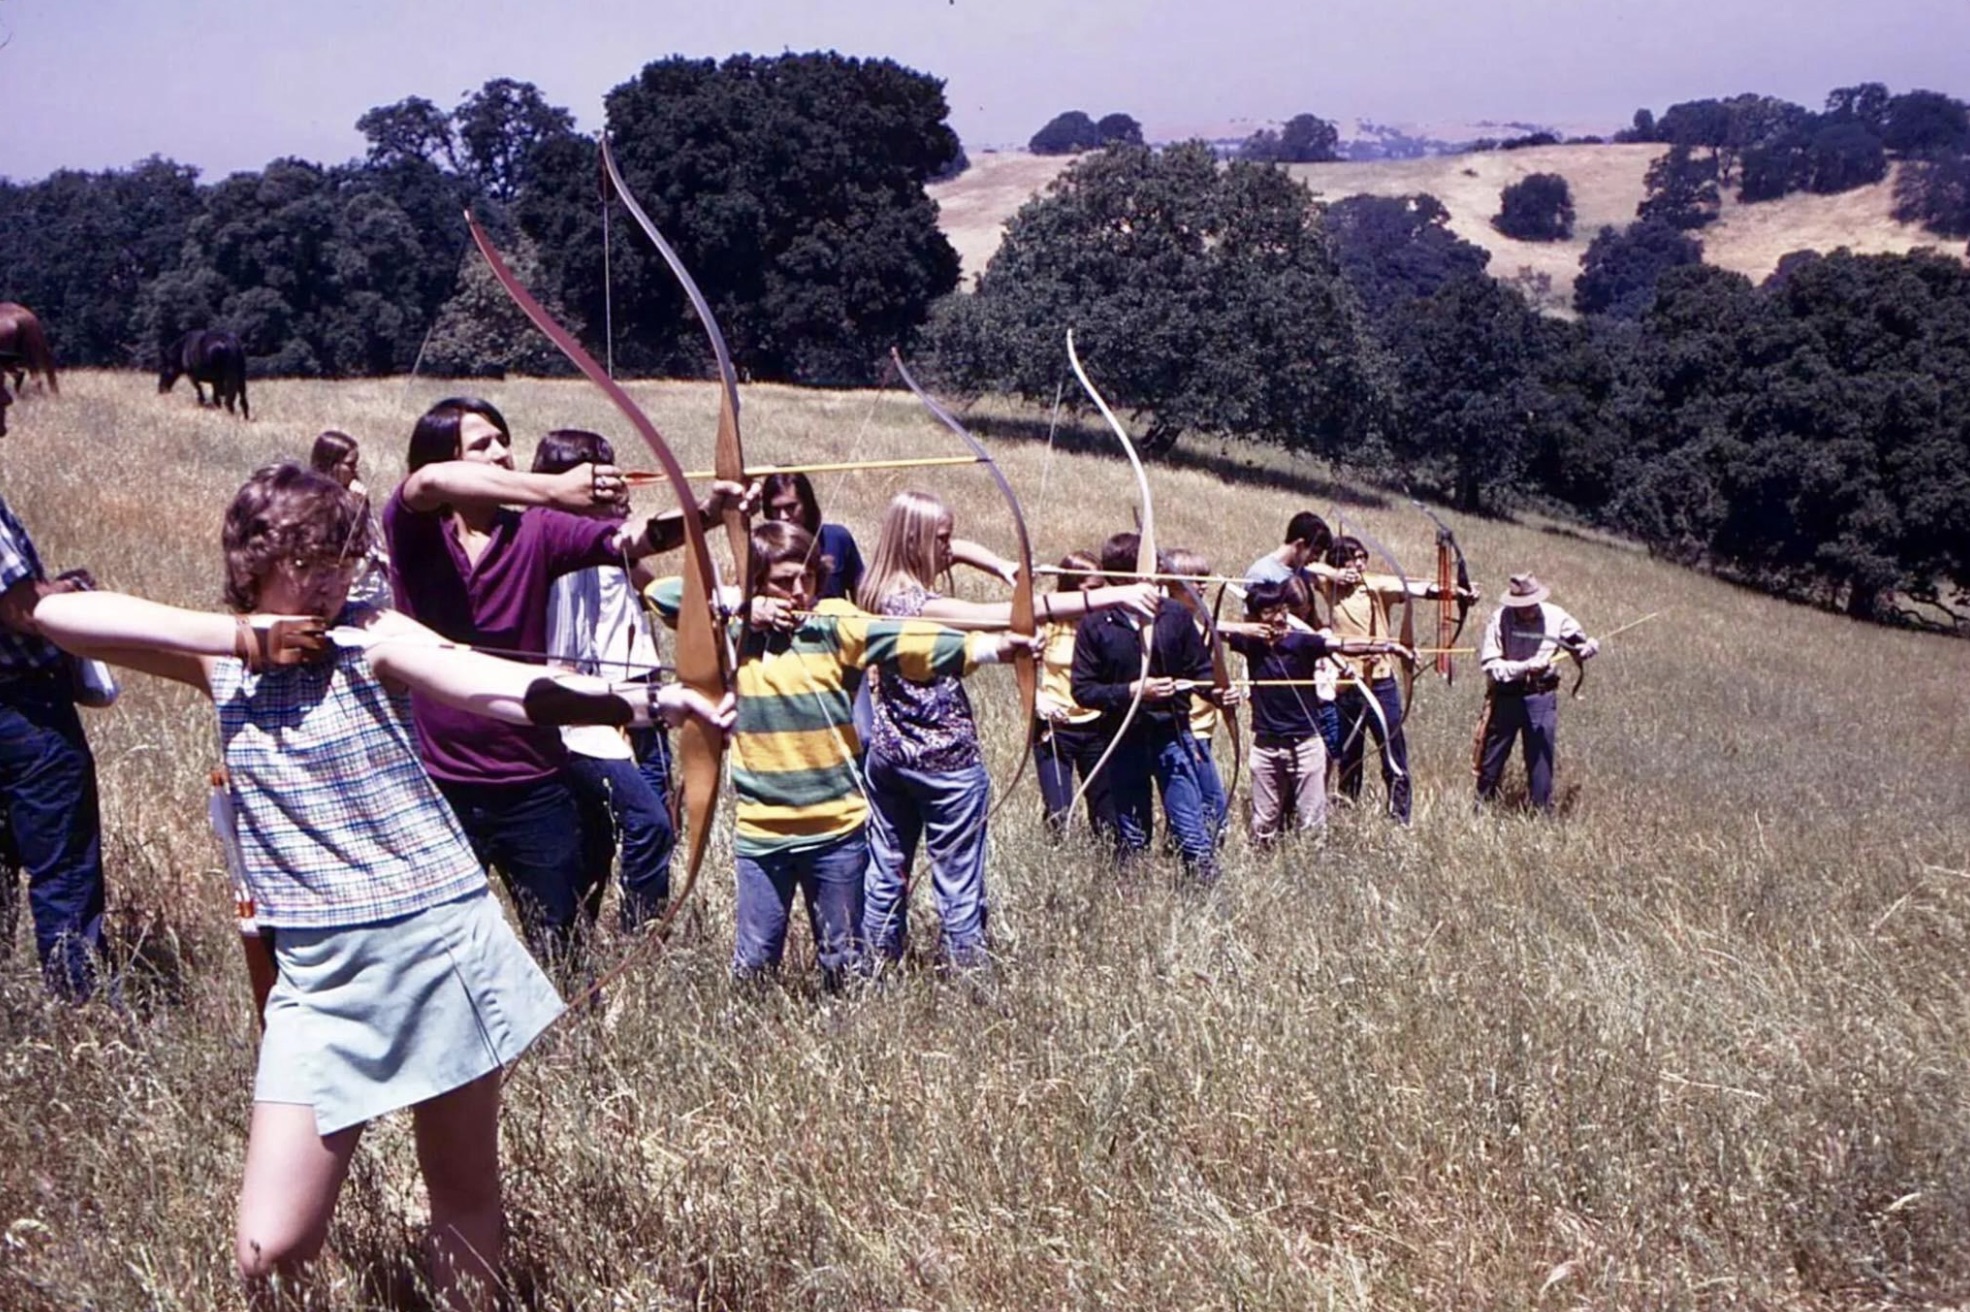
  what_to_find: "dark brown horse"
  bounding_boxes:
[0,304,58,395]
[159,329,249,419]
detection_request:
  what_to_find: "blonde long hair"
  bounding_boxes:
[856,490,949,613]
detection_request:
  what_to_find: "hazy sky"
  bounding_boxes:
[2,0,1964,181]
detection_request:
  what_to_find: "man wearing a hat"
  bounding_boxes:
[1473,574,1599,813]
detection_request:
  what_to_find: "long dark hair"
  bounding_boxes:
[760,471,823,535]
[308,429,358,476]
[406,396,509,472]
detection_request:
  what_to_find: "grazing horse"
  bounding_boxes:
[159,329,250,419]
[0,303,59,395]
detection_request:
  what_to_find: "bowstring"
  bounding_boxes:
[1035,375,1067,517]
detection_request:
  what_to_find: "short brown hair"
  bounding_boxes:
[222,463,373,612]
[748,520,821,595]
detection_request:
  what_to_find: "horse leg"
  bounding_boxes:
[194,379,210,407]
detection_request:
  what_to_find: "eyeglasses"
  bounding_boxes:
[290,553,364,578]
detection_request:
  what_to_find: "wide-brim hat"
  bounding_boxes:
[1502,573,1550,607]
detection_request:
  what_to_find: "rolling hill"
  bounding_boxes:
[930,144,1958,306]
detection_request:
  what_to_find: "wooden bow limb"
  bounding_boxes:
[600,136,750,591]
[1410,498,1472,686]
[1331,668,1404,781]
[1342,520,1420,739]
[1064,330,1157,821]
[599,138,767,963]
[465,212,728,1019]
[889,348,1037,826]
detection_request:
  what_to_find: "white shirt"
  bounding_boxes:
[546,564,661,761]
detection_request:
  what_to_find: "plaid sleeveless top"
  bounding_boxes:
[211,620,485,929]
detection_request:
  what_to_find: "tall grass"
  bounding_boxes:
[2,372,1966,1309]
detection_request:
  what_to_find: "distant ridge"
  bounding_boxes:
[930,143,1958,309]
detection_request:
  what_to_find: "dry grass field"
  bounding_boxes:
[932,145,1957,305]
[2,372,1968,1309]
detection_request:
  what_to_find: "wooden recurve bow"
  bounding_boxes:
[464,212,729,994]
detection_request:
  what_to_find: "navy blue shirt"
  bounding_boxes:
[815,523,865,602]
[1227,629,1332,740]
[1071,598,1212,740]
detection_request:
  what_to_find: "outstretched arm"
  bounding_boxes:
[623,478,755,564]
[358,610,732,731]
[30,591,313,690]
[400,460,618,516]
[914,582,1159,628]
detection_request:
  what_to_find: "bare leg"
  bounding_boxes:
[236,1102,363,1305]
[413,1070,505,1312]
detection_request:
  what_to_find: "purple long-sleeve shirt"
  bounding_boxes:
[383,485,621,786]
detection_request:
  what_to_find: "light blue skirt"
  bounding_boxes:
[255,888,564,1135]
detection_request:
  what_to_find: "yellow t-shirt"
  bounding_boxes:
[1036,621,1099,726]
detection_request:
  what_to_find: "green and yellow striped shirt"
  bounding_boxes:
[645,585,987,855]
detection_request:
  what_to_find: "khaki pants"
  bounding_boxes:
[1249,736,1328,843]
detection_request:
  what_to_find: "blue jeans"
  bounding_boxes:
[0,673,106,998]
[732,830,866,987]
[1187,735,1229,844]
[1034,720,1115,837]
[1336,677,1412,824]
[862,754,990,968]
[1111,728,1218,880]
[567,748,676,933]
[436,775,587,965]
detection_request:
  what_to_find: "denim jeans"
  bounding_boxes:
[0,673,106,998]
[732,830,867,987]
[436,775,587,965]
[566,748,676,932]
[1187,735,1229,844]
[1336,677,1413,824]
[1110,728,1218,880]
[1034,720,1115,838]
[862,754,991,968]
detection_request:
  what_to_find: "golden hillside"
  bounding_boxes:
[4,372,1968,1306]
[931,144,1957,305]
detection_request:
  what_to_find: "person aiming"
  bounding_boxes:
[1473,573,1600,814]
[30,462,730,1310]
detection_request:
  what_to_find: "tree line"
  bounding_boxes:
[926,143,1970,630]
[2,65,1964,628]
[0,54,966,386]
